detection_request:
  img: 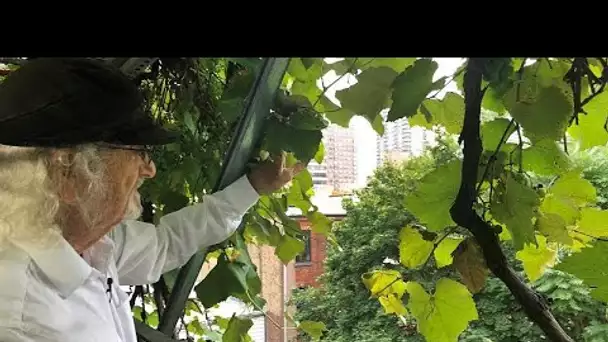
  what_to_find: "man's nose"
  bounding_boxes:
[140,159,156,179]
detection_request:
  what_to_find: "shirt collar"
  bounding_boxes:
[13,231,93,298]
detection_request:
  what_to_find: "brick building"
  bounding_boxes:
[197,193,347,341]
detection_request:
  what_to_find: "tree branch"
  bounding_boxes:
[449,58,574,342]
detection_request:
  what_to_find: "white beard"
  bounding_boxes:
[123,191,143,220]
[123,179,145,220]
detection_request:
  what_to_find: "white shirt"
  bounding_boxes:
[0,175,259,342]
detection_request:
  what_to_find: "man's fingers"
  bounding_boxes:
[292,162,306,174]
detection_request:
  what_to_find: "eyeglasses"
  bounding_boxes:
[96,143,153,165]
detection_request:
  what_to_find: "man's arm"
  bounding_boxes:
[109,175,259,285]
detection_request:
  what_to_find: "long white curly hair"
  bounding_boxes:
[0,144,140,250]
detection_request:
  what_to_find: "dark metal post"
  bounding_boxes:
[152,57,290,336]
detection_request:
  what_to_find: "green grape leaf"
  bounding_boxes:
[541,195,580,226]
[335,66,398,122]
[316,95,355,128]
[578,208,608,239]
[490,174,540,250]
[434,237,463,268]
[287,179,311,214]
[288,110,328,131]
[504,77,572,142]
[372,114,385,135]
[323,59,353,75]
[569,89,608,149]
[540,171,596,226]
[551,171,597,206]
[480,118,515,151]
[451,238,489,294]
[291,80,323,106]
[516,235,557,281]
[522,139,570,175]
[345,57,416,73]
[195,253,264,309]
[275,234,306,264]
[218,69,257,123]
[404,159,461,232]
[307,211,333,235]
[298,321,327,341]
[387,58,442,121]
[222,314,253,342]
[535,212,573,245]
[406,278,479,342]
[264,117,322,162]
[556,241,608,302]
[287,58,323,83]
[481,86,507,114]
[408,92,465,135]
[314,141,325,164]
[399,226,434,269]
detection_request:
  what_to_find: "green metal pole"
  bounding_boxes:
[153,57,291,336]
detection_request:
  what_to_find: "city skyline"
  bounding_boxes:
[311,58,465,190]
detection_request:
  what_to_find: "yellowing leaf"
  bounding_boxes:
[404,159,461,232]
[335,67,398,122]
[399,226,434,268]
[577,208,608,239]
[490,174,540,250]
[516,235,557,281]
[362,270,409,317]
[406,278,479,342]
[378,294,408,316]
[361,269,406,298]
[451,238,489,294]
[434,237,463,268]
[388,58,442,121]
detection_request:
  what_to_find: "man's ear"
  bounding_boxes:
[48,149,78,204]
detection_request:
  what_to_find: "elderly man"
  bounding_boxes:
[0,58,302,342]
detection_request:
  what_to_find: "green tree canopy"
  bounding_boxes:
[291,135,608,341]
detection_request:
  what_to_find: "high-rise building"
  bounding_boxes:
[376,112,413,165]
[324,124,356,191]
[307,124,356,192]
[308,161,328,187]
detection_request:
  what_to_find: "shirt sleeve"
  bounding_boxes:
[109,174,260,285]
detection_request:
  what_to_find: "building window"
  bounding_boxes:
[296,230,312,264]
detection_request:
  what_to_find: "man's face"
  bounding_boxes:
[101,145,156,224]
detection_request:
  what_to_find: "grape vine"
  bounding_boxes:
[3,57,608,341]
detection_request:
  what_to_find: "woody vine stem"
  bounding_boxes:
[450,58,574,342]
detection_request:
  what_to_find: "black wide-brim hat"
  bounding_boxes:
[0,57,178,147]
